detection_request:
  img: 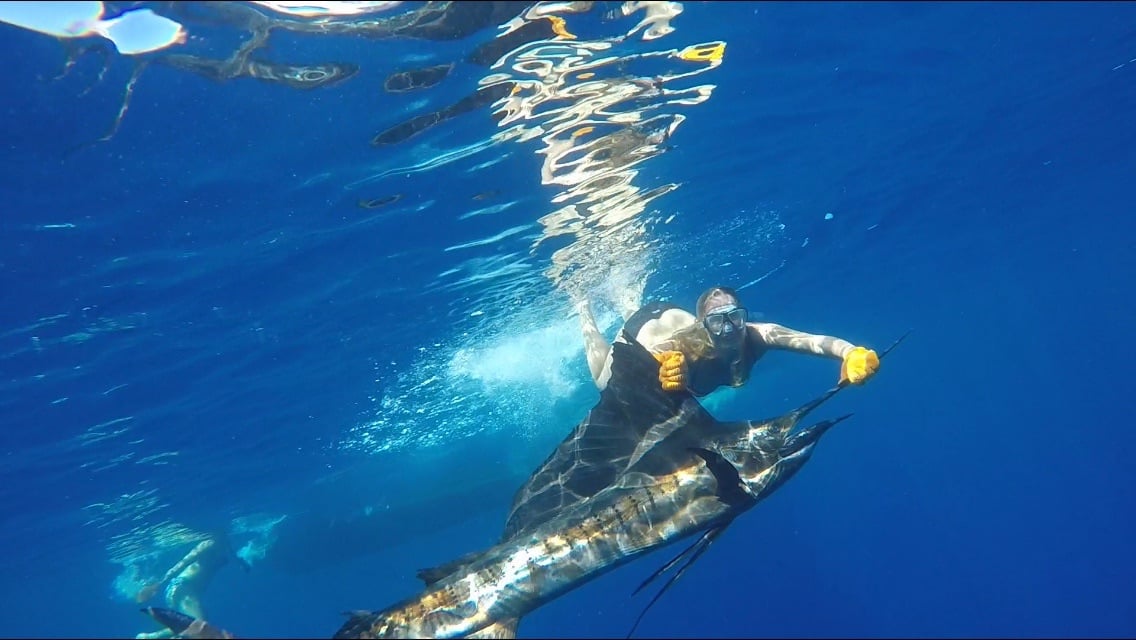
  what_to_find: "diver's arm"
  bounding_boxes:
[157,540,212,584]
[577,300,612,388]
[135,539,214,602]
[749,323,855,360]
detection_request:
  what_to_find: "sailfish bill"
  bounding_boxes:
[332,331,906,638]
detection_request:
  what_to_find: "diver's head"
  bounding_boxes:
[696,286,748,345]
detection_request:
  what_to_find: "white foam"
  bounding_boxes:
[341,308,595,455]
[448,316,583,399]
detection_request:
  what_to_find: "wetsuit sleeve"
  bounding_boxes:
[749,322,856,359]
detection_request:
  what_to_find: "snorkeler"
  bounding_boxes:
[578,285,880,396]
[134,532,249,640]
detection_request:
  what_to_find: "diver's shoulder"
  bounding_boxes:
[655,307,697,326]
[634,308,697,350]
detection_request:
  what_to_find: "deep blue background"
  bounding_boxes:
[1,2,1134,638]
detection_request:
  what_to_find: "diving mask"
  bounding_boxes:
[703,305,747,337]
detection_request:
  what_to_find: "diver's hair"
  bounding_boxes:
[669,321,715,359]
[696,286,740,319]
[666,285,740,360]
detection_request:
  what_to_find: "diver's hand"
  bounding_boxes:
[575,298,598,330]
[840,346,880,385]
[574,298,592,318]
[654,350,687,392]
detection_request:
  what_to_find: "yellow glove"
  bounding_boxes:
[840,346,879,385]
[653,350,687,392]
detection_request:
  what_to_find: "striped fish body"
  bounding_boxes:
[336,459,737,639]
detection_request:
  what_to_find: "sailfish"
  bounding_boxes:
[333,331,905,639]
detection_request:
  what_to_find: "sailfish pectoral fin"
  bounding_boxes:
[625,524,731,639]
[622,445,751,633]
[630,528,715,598]
[626,440,750,623]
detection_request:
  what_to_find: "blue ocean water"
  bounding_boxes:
[1,1,1133,638]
